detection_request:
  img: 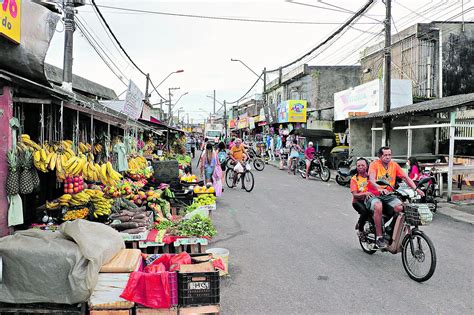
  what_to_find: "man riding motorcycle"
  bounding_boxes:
[367,146,424,249]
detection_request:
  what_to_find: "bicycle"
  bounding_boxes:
[225,161,255,192]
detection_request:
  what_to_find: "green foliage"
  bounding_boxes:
[177,215,217,238]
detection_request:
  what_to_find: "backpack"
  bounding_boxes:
[217,151,227,165]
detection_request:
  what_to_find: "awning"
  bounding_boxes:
[290,128,334,139]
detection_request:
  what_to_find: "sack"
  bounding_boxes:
[234,162,244,173]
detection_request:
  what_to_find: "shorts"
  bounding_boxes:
[365,195,402,213]
[289,152,299,159]
[305,159,311,166]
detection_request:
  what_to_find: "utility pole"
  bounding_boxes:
[224,100,228,140]
[168,88,172,124]
[159,99,163,120]
[382,0,392,146]
[145,73,150,102]
[213,90,216,114]
[62,0,75,92]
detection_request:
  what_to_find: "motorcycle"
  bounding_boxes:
[335,157,356,186]
[418,171,439,212]
[358,178,437,282]
[246,147,265,171]
[297,153,331,182]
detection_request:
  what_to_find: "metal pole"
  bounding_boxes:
[168,88,172,124]
[159,99,163,120]
[62,0,74,92]
[383,0,392,146]
[447,111,456,201]
[145,73,150,102]
[224,100,228,139]
[213,90,216,114]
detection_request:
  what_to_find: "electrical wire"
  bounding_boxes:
[90,0,146,76]
[83,2,379,25]
[228,73,264,105]
[75,20,128,87]
[266,0,376,73]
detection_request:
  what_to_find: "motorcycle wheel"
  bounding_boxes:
[401,230,437,282]
[320,166,331,182]
[253,159,265,171]
[359,238,377,255]
[335,175,348,186]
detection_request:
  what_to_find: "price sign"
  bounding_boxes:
[0,0,21,44]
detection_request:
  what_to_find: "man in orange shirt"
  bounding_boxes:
[367,146,424,249]
[229,138,247,187]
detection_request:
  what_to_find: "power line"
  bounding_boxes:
[90,0,146,76]
[75,20,128,86]
[267,0,377,72]
[228,73,264,105]
[83,3,380,25]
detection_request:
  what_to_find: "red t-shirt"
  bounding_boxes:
[305,147,315,160]
[368,160,405,196]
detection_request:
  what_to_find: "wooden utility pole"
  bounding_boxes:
[382,0,392,146]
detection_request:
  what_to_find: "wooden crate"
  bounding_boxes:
[136,307,178,315]
[90,310,131,315]
[178,305,220,315]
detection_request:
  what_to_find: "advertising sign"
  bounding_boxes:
[287,100,307,122]
[123,80,145,120]
[141,103,151,121]
[334,79,413,121]
[248,117,255,130]
[229,119,236,129]
[0,0,21,44]
[237,116,248,129]
[277,101,288,123]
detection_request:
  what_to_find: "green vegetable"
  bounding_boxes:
[177,215,216,238]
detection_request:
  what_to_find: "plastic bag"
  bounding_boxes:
[212,164,223,197]
[234,162,244,173]
[120,271,171,309]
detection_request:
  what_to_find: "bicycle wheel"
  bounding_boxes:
[401,230,436,282]
[320,166,331,182]
[242,171,255,192]
[253,158,265,171]
[225,169,235,188]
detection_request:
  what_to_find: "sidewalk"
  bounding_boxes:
[267,159,474,225]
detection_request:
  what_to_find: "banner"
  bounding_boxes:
[248,117,255,130]
[277,101,288,123]
[288,100,307,123]
[141,103,152,121]
[229,119,236,129]
[123,80,145,120]
[0,0,21,43]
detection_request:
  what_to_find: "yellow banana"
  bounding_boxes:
[49,153,57,170]
[56,153,63,174]
[34,150,41,163]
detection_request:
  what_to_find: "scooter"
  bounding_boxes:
[358,178,437,282]
[335,157,356,186]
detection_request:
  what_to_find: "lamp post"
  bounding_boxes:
[206,95,227,139]
[231,58,266,116]
[168,87,180,124]
[230,58,263,81]
[171,92,189,112]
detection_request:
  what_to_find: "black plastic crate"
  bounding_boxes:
[178,271,220,306]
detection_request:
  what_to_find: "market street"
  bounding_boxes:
[210,163,474,314]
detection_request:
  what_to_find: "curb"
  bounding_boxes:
[436,202,474,225]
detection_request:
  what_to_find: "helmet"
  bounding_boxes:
[308,142,314,146]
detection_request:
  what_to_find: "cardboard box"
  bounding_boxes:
[178,305,220,315]
[90,311,131,315]
[179,261,214,273]
[136,308,178,315]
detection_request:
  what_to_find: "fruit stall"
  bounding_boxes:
[1,97,223,314]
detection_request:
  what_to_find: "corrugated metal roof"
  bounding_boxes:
[350,93,474,120]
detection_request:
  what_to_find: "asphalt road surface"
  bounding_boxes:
[209,162,474,314]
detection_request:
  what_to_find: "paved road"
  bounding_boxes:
[210,163,474,314]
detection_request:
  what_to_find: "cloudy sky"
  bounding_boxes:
[45,0,471,122]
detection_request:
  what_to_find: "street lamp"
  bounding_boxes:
[230,58,263,81]
[171,92,189,112]
[148,69,184,101]
[168,87,180,123]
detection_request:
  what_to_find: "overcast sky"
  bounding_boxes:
[45,0,471,123]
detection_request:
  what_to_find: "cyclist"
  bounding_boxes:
[367,146,425,249]
[229,138,247,187]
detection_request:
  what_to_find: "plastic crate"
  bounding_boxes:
[405,204,433,226]
[178,272,220,306]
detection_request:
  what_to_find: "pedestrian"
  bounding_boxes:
[268,135,275,161]
[217,141,227,191]
[275,134,282,158]
[200,143,217,183]
[228,138,235,150]
[407,156,421,181]
[190,136,196,159]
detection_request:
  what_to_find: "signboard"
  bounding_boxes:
[277,102,288,123]
[101,100,125,113]
[229,119,236,129]
[123,80,145,120]
[287,100,307,122]
[334,79,413,121]
[237,116,248,129]
[0,0,21,44]
[248,117,255,129]
[141,103,152,121]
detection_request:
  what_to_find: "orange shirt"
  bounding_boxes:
[368,159,405,195]
[230,145,245,161]
[350,175,368,203]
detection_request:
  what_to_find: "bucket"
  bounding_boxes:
[206,248,229,276]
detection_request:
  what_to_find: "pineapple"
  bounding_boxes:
[6,149,19,195]
[19,150,34,195]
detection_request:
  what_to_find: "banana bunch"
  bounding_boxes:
[68,191,91,206]
[128,156,148,171]
[85,189,112,218]
[81,161,122,185]
[18,134,41,152]
[33,145,76,175]
[94,143,103,154]
[79,142,92,154]
[58,194,73,207]
[45,200,60,209]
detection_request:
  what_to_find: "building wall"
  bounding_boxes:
[360,22,474,100]
[0,86,13,236]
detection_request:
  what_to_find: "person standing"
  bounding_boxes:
[190,136,196,159]
[200,143,217,183]
[268,135,275,161]
[275,134,282,158]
